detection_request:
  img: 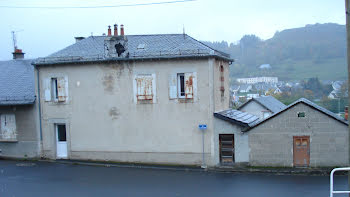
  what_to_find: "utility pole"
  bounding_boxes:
[346,0,350,193]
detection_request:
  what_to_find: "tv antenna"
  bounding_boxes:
[11,30,23,51]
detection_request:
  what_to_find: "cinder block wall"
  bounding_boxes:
[249,103,348,167]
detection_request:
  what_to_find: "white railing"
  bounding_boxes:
[330,167,350,197]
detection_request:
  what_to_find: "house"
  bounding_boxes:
[0,49,40,159]
[246,98,348,167]
[239,84,252,93]
[253,83,276,95]
[214,97,348,167]
[237,96,286,119]
[236,77,278,84]
[33,25,232,166]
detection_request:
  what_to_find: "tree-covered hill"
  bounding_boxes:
[203,23,347,81]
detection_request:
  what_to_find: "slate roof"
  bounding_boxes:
[238,96,286,114]
[34,34,232,65]
[244,98,348,132]
[214,109,259,127]
[0,59,35,105]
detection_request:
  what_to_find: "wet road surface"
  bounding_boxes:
[0,160,347,197]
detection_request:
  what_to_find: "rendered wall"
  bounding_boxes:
[39,58,229,166]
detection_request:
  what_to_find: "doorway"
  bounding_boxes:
[219,134,234,164]
[56,124,67,159]
[293,136,310,167]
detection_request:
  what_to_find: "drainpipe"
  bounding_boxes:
[345,0,350,192]
[36,66,43,157]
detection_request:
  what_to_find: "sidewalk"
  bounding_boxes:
[41,159,339,176]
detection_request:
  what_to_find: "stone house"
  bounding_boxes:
[33,25,232,166]
[246,98,348,167]
[0,50,40,159]
[238,96,286,119]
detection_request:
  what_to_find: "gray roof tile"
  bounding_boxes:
[35,34,232,65]
[0,60,35,105]
[244,98,348,132]
[238,96,286,114]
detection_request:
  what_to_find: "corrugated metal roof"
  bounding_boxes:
[238,96,286,114]
[214,109,259,127]
[244,98,348,132]
[34,34,232,65]
[0,59,35,105]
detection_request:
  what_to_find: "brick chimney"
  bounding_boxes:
[12,48,24,60]
[108,25,112,36]
[120,24,124,36]
[345,106,348,120]
[114,24,118,36]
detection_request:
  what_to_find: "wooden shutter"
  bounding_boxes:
[136,75,153,100]
[0,114,16,140]
[44,78,51,102]
[185,72,194,99]
[169,73,177,99]
[57,77,66,102]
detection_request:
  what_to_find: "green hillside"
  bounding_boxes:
[203,23,347,81]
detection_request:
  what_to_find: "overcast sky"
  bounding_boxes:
[0,0,346,60]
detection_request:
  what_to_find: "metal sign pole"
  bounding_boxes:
[202,130,206,168]
[198,124,207,169]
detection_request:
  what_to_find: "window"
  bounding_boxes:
[57,124,67,142]
[51,78,58,101]
[134,74,156,103]
[177,73,185,98]
[298,112,305,117]
[44,76,68,102]
[0,114,17,141]
[169,72,196,100]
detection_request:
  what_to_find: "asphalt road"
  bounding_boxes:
[0,160,347,197]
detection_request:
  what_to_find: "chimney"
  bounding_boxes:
[12,48,24,60]
[345,106,348,120]
[120,24,124,36]
[114,24,118,36]
[74,37,85,43]
[108,25,112,36]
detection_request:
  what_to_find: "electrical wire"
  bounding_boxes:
[0,0,196,9]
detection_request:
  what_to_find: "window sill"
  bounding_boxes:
[0,139,18,143]
[178,98,194,103]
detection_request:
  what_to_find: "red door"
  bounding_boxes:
[293,136,310,167]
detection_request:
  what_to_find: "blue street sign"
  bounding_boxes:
[198,124,207,130]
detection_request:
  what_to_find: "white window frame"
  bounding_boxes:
[44,76,69,103]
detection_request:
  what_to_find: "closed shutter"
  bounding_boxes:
[185,72,194,99]
[57,77,66,102]
[136,75,153,100]
[0,114,16,140]
[169,73,177,99]
[44,78,51,102]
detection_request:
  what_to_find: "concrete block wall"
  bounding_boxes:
[249,103,348,167]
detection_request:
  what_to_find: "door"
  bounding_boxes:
[56,124,67,159]
[293,136,310,167]
[219,134,234,164]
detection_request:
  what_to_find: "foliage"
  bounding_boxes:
[203,23,347,81]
